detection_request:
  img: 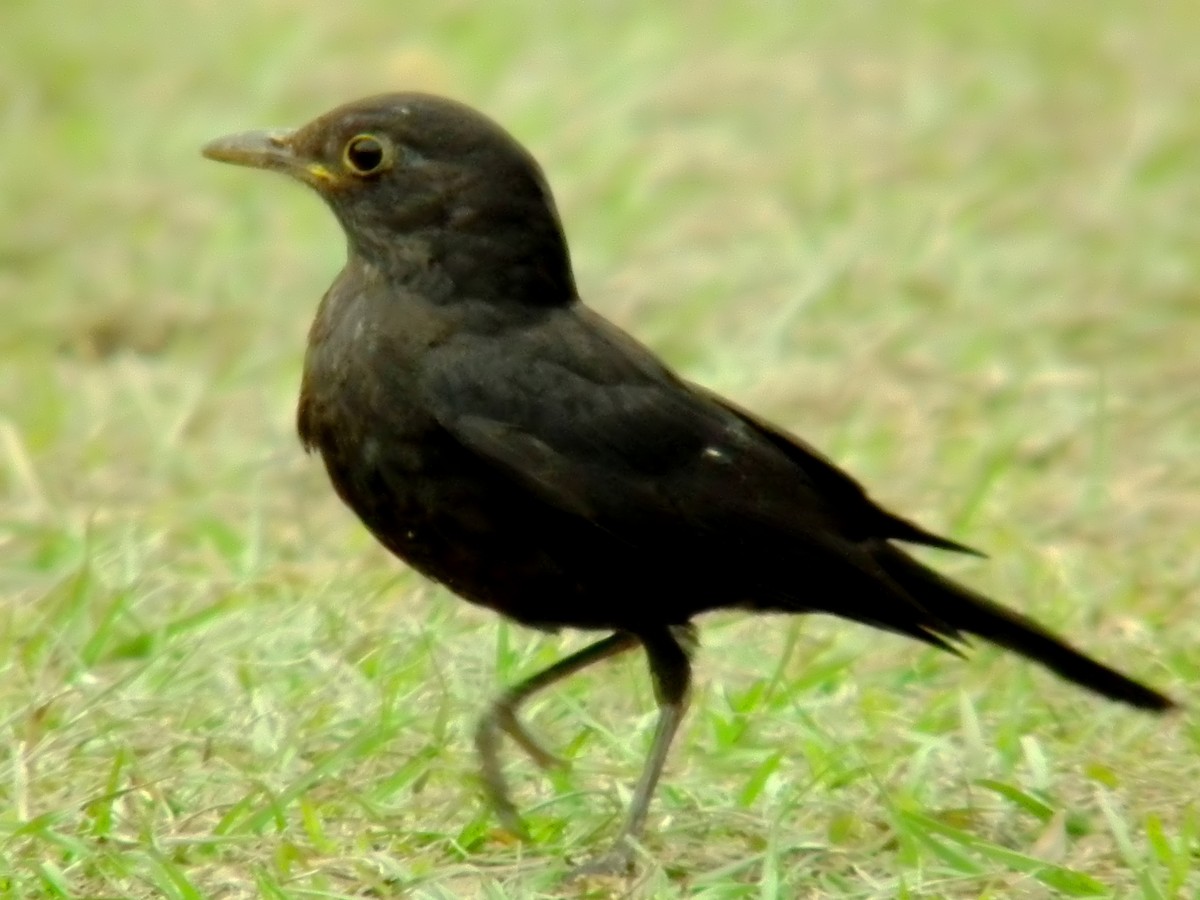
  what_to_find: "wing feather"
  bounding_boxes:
[417,312,968,645]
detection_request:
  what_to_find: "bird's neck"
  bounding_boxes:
[348,223,578,308]
[346,233,451,299]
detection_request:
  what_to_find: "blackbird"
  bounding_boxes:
[203,93,1175,874]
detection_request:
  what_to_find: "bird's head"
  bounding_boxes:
[203,93,576,304]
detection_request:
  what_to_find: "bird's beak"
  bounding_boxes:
[202,128,337,186]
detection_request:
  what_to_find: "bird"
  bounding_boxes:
[202,92,1176,875]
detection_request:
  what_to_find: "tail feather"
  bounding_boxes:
[876,546,1176,712]
[882,513,987,558]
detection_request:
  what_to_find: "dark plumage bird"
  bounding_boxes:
[203,93,1175,874]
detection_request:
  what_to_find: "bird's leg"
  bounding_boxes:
[486,632,639,768]
[475,631,638,838]
[570,626,693,878]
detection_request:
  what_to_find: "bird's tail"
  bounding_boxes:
[876,546,1176,711]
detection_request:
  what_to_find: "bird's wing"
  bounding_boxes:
[418,307,964,644]
[696,386,983,556]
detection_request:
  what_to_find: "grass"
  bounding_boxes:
[2,1,1198,896]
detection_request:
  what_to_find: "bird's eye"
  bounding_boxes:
[342,134,393,175]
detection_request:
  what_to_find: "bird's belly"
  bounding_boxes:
[317,433,650,630]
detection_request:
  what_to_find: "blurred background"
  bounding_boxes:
[2,2,1197,897]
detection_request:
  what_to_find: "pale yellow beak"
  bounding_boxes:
[202,128,336,185]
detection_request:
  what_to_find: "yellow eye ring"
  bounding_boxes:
[342,133,394,175]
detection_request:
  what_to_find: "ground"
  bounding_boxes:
[1,2,1197,897]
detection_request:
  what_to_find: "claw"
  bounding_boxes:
[567,841,636,880]
[492,798,531,842]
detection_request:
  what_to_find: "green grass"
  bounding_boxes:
[2,1,1198,896]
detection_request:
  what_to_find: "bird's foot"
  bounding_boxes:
[566,840,636,881]
[476,705,564,841]
[491,795,532,843]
